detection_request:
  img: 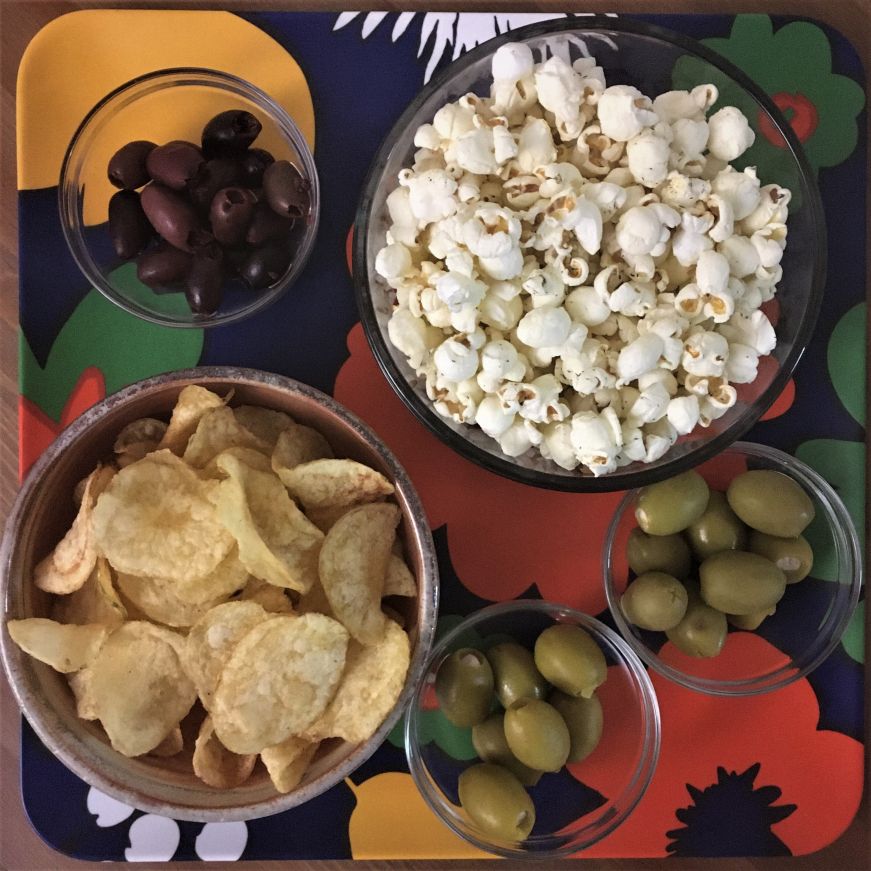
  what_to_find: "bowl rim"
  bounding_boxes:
[602,440,863,696]
[58,66,321,330]
[1,366,439,821]
[352,14,827,493]
[404,598,661,858]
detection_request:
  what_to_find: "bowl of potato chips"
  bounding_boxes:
[1,367,438,821]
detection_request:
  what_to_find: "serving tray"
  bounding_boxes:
[15,9,866,862]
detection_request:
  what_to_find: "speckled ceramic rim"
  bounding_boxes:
[353,15,826,493]
[603,441,863,696]
[1,367,439,821]
[405,600,661,858]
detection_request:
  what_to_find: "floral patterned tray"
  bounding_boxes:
[15,9,866,862]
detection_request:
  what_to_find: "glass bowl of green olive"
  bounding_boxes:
[404,600,660,858]
[604,441,863,696]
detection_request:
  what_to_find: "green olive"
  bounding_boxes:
[549,691,603,763]
[626,528,692,579]
[471,713,543,786]
[666,585,728,658]
[533,624,606,699]
[726,470,815,537]
[728,608,775,631]
[434,648,494,728]
[621,572,688,631]
[485,642,548,709]
[635,470,710,536]
[699,551,787,615]
[504,698,571,772]
[458,763,536,841]
[685,490,748,561]
[748,531,813,584]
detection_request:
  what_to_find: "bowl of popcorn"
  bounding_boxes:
[1,368,438,820]
[353,17,825,490]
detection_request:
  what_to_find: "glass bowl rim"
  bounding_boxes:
[352,14,827,493]
[602,440,863,696]
[58,66,321,330]
[404,598,662,858]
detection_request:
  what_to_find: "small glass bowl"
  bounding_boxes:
[604,441,863,696]
[59,68,320,328]
[405,600,660,858]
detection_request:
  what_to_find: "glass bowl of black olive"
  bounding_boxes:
[59,68,320,327]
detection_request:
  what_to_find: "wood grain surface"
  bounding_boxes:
[1,2,868,869]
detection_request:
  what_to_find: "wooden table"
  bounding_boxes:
[1,1,868,869]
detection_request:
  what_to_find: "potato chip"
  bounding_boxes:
[214,454,323,594]
[276,459,394,511]
[183,600,270,709]
[92,451,234,582]
[271,425,334,473]
[239,577,294,613]
[193,716,257,789]
[35,465,106,594]
[51,557,127,629]
[113,418,168,466]
[202,446,273,478]
[183,406,270,469]
[174,547,249,606]
[303,620,410,744]
[233,406,295,448]
[319,503,400,645]
[159,385,226,455]
[89,621,196,757]
[149,726,184,757]
[211,613,349,754]
[115,571,229,628]
[7,618,108,674]
[304,504,354,534]
[68,667,99,720]
[260,736,319,794]
[296,580,334,618]
[383,554,417,599]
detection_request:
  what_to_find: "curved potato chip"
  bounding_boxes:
[175,547,249,605]
[232,406,295,448]
[260,736,319,794]
[211,614,349,754]
[114,418,168,466]
[303,620,410,744]
[202,447,273,479]
[116,571,228,628]
[51,557,127,629]
[183,600,270,709]
[214,455,323,594]
[92,451,234,582]
[276,459,394,510]
[68,668,99,720]
[193,716,257,789]
[159,385,226,455]
[149,726,184,757]
[383,554,417,599]
[89,621,196,757]
[319,503,400,645]
[240,577,294,614]
[183,406,270,469]
[271,425,334,474]
[7,618,108,673]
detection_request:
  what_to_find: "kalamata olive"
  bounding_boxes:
[108,190,153,260]
[185,246,224,315]
[727,609,775,631]
[699,551,786,615]
[145,141,204,190]
[107,140,156,190]
[685,490,748,561]
[263,160,311,218]
[202,110,262,158]
[665,584,728,658]
[485,642,547,709]
[471,714,542,786]
[434,648,494,728]
[504,698,570,772]
[748,531,814,584]
[458,764,535,842]
[136,242,192,289]
[533,624,606,699]
[726,470,815,538]
[636,470,710,536]
[210,187,257,246]
[238,244,292,289]
[187,158,241,211]
[140,184,203,252]
[245,202,294,246]
[549,691,603,763]
[238,148,275,187]
[621,571,688,631]
[626,528,692,579]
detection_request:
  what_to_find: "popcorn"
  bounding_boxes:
[617,333,664,384]
[615,206,663,256]
[626,130,671,188]
[682,330,729,377]
[375,243,413,281]
[666,394,701,435]
[516,306,572,349]
[706,106,756,162]
[711,166,761,220]
[597,85,659,142]
[401,168,458,224]
[434,337,479,382]
[435,271,487,313]
[476,395,516,438]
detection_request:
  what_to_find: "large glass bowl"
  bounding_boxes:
[353,16,825,492]
[603,442,862,695]
[405,600,660,858]
[59,68,320,328]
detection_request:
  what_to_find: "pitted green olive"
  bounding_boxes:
[533,624,606,699]
[699,551,787,615]
[471,714,542,786]
[728,608,775,631]
[434,648,494,728]
[621,572,689,631]
[726,470,815,537]
[458,763,536,841]
[549,691,603,763]
[626,528,692,579]
[504,698,571,772]
[666,585,728,658]
[485,642,548,709]
[685,490,748,561]
[748,531,813,584]
[635,470,710,536]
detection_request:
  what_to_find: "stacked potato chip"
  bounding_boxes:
[7,386,416,793]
